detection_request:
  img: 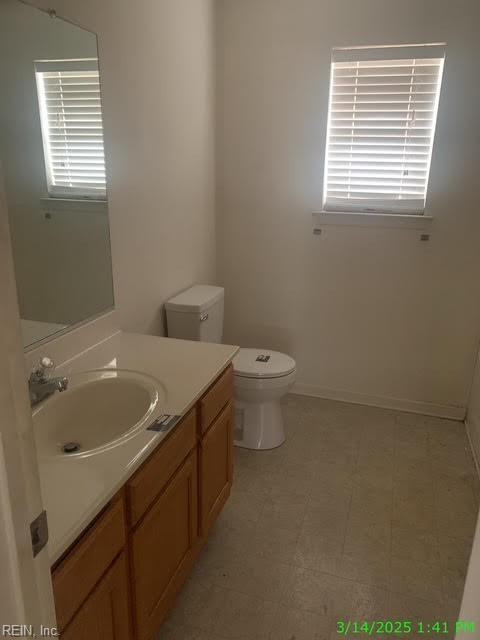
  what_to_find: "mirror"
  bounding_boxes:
[0,0,114,349]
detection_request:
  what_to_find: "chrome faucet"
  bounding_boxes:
[28,357,68,407]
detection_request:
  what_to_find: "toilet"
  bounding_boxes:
[165,285,296,450]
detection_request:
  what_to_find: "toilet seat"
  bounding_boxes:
[233,349,296,380]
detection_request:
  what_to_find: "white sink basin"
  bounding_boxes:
[33,369,165,459]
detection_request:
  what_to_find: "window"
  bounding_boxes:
[35,59,106,199]
[323,44,445,215]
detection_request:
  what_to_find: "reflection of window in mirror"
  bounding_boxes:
[34,59,106,199]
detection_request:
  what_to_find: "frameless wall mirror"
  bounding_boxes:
[0,0,114,349]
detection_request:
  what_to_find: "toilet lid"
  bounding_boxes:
[233,349,296,379]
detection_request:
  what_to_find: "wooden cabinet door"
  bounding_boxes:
[61,552,130,640]
[131,450,198,640]
[199,401,233,536]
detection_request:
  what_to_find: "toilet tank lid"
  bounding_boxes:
[165,285,224,313]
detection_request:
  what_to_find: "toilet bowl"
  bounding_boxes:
[233,349,296,450]
[165,285,296,451]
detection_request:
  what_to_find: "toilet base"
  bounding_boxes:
[233,400,286,450]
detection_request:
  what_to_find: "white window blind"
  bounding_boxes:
[35,59,106,199]
[323,45,445,215]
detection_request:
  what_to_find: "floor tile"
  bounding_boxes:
[386,593,457,639]
[192,523,253,582]
[293,527,345,573]
[348,485,392,527]
[214,553,293,602]
[361,422,395,453]
[429,422,472,471]
[394,424,429,460]
[390,556,444,602]
[157,396,479,639]
[167,578,227,632]
[442,567,467,605]
[304,489,351,529]
[268,606,331,640]
[437,533,473,576]
[218,488,265,529]
[311,460,355,494]
[391,524,440,566]
[393,454,433,490]
[234,446,286,474]
[281,567,353,618]
[352,457,394,491]
[252,523,300,564]
[156,622,210,640]
[258,492,309,531]
[267,461,317,498]
[332,551,390,589]
[393,482,435,532]
[213,590,278,640]
[395,412,428,428]
[233,466,273,497]
[348,581,390,619]
[343,517,391,557]
[433,473,479,540]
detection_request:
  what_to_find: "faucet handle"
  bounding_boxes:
[39,356,55,370]
[30,356,55,383]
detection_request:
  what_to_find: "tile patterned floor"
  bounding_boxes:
[158,395,480,640]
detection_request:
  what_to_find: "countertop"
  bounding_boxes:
[37,331,238,565]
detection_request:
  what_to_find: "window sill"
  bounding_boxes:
[312,211,433,230]
[40,197,108,214]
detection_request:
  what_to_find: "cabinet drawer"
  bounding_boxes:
[199,365,233,434]
[127,408,197,526]
[53,494,126,632]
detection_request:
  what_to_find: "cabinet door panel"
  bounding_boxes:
[53,494,126,632]
[199,401,233,536]
[199,365,233,434]
[127,408,197,526]
[61,552,130,640]
[131,450,198,640]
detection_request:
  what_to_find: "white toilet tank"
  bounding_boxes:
[165,285,224,343]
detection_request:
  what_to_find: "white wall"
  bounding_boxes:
[28,0,216,336]
[216,0,480,416]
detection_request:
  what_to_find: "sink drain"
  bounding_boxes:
[62,442,81,454]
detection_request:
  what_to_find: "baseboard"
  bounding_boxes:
[465,418,480,478]
[291,382,466,421]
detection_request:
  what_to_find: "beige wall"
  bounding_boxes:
[28,0,216,336]
[216,0,480,415]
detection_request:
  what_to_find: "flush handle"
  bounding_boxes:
[200,313,209,322]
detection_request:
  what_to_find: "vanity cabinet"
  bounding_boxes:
[52,493,128,635]
[131,450,198,640]
[127,408,197,527]
[60,553,130,640]
[52,365,234,640]
[199,401,234,536]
